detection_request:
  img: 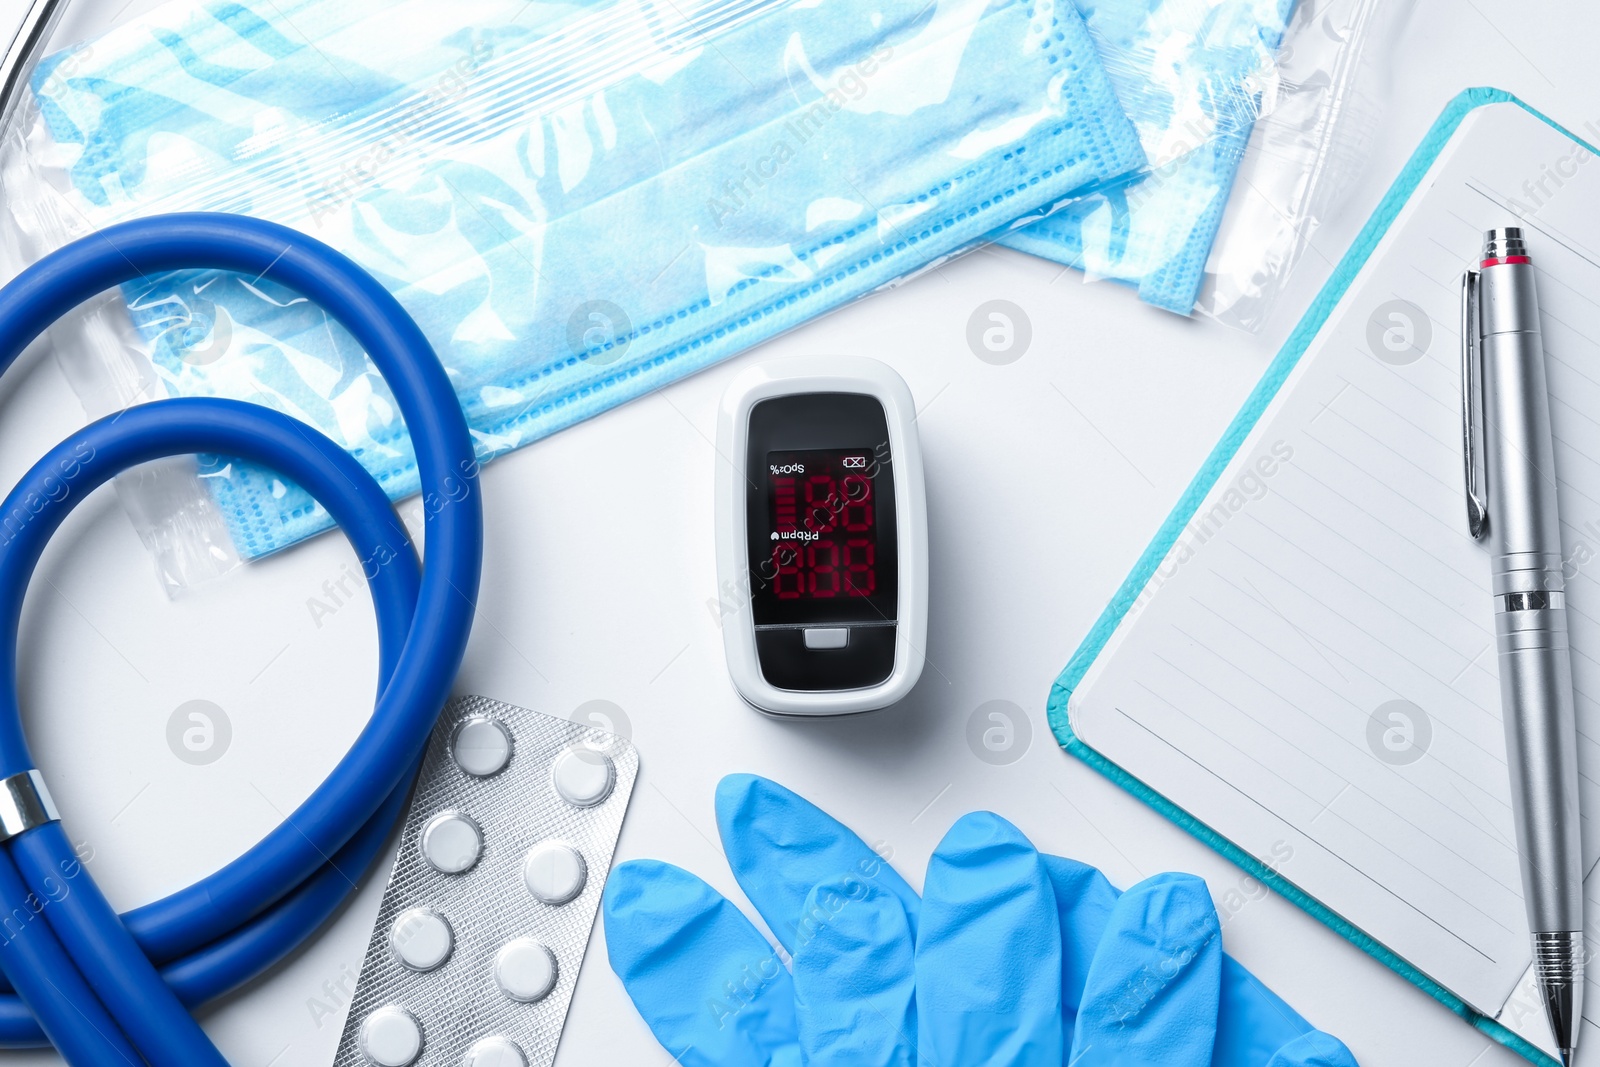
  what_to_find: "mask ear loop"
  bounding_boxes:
[0,213,483,1061]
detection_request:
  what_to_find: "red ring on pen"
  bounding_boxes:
[1480,255,1532,267]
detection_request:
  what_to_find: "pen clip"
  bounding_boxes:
[1462,268,1489,540]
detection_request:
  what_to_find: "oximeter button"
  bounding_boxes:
[420,812,483,874]
[389,906,453,972]
[494,937,558,1002]
[464,1036,528,1067]
[359,1005,423,1066]
[524,840,587,905]
[552,746,614,807]
[452,715,513,777]
[803,627,849,650]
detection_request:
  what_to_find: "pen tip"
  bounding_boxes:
[1560,1049,1574,1067]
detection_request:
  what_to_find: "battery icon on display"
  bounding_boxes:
[842,455,868,469]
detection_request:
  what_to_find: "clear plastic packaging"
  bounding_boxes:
[1001,0,1296,315]
[1002,0,1406,326]
[0,0,1369,586]
[1195,0,1413,330]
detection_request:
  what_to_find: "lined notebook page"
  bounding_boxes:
[1069,102,1600,1040]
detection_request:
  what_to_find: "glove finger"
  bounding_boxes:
[915,812,1065,1067]
[792,877,917,1067]
[716,774,920,953]
[603,860,800,1067]
[1264,1031,1360,1066]
[1213,957,1314,1065]
[1044,853,1325,1063]
[1042,853,1119,1031]
[1071,872,1223,1067]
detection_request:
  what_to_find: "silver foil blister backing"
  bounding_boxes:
[334,694,638,1066]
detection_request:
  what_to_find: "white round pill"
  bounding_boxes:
[523,841,587,905]
[420,812,482,874]
[359,1005,423,1066]
[464,1036,528,1067]
[494,937,558,1003]
[453,715,513,777]
[552,746,614,807]
[389,906,453,972]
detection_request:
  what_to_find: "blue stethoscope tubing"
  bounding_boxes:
[0,213,483,1062]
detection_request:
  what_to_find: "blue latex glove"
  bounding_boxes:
[604,775,920,1067]
[1071,872,1224,1065]
[915,811,1066,1064]
[603,775,1360,1067]
[1045,855,1352,1066]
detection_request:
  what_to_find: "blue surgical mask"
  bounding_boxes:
[20,0,1144,561]
[999,0,1297,316]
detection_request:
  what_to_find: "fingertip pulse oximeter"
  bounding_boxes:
[715,356,928,716]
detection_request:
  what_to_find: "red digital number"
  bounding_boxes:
[844,538,875,597]
[804,475,839,533]
[772,543,803,599]
[841,474,873,532]
[808,541,839,598]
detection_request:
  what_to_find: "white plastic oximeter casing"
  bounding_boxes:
[715,356,927,716]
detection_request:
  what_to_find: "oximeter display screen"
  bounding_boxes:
[744,392,899,633]
[764,449,880,601]
[744,391,900,689]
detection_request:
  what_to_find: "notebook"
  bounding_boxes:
[1053,89,1600,1066]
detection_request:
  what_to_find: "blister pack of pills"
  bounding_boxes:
[334,695,638,1067]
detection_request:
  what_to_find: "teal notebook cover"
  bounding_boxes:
[1046,88,1596,1067]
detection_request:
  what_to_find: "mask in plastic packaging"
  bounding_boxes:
[5,0,1146,571]
[1000,0,1297,315]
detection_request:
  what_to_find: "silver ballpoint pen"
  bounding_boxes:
[1463,227,1585,1065]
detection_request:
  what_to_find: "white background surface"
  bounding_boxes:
[0,0,1593,1064]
